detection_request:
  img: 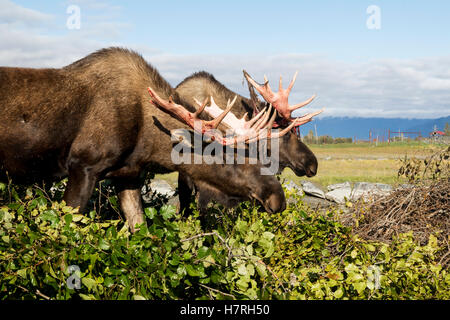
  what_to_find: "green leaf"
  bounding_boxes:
[108,195,119,209]
[29,272,37,286]
[236,278,249,291]
[236,220,248,234]
[256,263,267,278]
[246,264,255,276]
[104,277,114,288]
[169,254,180,266]
[262,231,275,240]
[353,281,367,295]
[160,205,176,220]
[182,252,192,260]
[17,269,27,279]
[82,277,97,291]
[197,247,209,259]
[186,265,200,277]
[144,207,157,219]
[344,263,360,273]
[202,255,215,268]
[334,288,344,299]
[98,238,110,250]
[347,271,364,283]
[40,210,60,227]
[177,266,187,277]
[36,197,47,208]
[72,214,84,222]
[237,264,248,276]
[3,180,450,301]
[64,214,73,225]
[48,264,58,279]
[428,234,438,248]
[79,293,96,300]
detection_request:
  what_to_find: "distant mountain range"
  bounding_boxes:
[299,116,450,140]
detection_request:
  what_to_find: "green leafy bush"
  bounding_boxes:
[0,184,448,300]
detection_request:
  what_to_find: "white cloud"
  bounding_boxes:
[146,53,450,119]
[0,0,128,67]
[0,0,53,27]
[0,1,448,119]
[0,24,107,67]
[65,0,121,11]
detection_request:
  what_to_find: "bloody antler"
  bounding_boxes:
[193,97,305,141]
[243,70,323,127]
[148,87,233,133]
[148,87,295,146]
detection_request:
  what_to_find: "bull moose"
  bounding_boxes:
[175,71,323,214]
[0,47,297,231]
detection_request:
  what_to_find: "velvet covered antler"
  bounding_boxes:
[148,87,295,145]
[243,70,323,127]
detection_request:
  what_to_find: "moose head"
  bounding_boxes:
[243,70,323,177]
[146,86,293,215]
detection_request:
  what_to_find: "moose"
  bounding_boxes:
[174,71,323,214]
[0,47,302,231]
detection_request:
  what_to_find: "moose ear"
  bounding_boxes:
[241,100,254,117]
[243,70,262,115]
[170,128,218,150]
[171,128,194,148]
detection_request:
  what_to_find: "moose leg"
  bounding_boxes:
[115,178,145,233]
[63,135,124,216]
[63,163,101,214]
[177,172,194,216]
[197,189,214,230]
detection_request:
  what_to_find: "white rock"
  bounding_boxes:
[301,181,325,199]
[284,181,304,195]
[373,183,393,192]
[149,180,176,198]
[325,186,352,204]
[351,182,393,201]
[397,184,415,190]
[327,182,351,192]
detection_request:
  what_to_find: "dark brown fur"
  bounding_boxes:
[175,71,319,214]
[176,71,318,176]
[0,48,286,231]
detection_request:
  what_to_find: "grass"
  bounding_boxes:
[282,159,404,187]
[154,172,178,187]
[155,141,444,189]
[309,141,441,160]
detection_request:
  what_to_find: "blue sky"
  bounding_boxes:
[1,0,450,118]
[11,0,450,59]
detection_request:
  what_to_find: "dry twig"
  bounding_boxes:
[347,178,449,267]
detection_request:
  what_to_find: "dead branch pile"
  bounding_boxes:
[347,178,449,266]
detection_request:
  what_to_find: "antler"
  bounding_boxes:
[193,96,271,134]
[148,87,232,133]
[243,70,323,126]
[245,72,263,115]
[193,97,300,142]
[148,87,294,146]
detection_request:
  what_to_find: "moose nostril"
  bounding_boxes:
[306,161,318,177]
[265,192,286,213]
[307,166,317,177]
